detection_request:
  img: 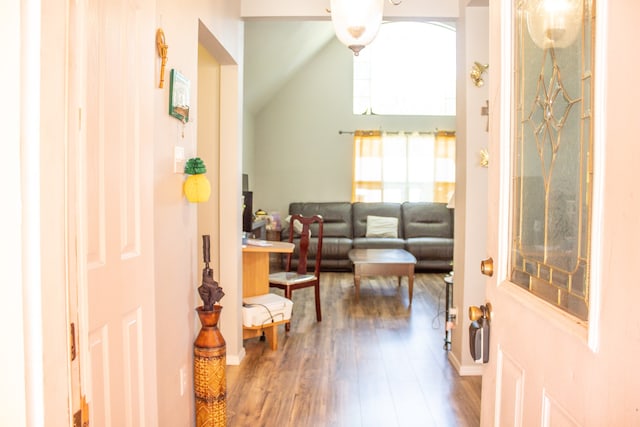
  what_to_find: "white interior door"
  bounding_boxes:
[69,0,158,425]
[480,1,640,425]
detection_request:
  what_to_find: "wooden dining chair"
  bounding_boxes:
[269,214,324,331]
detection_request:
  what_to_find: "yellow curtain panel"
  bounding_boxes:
[351,130,383,202]
[433,130,456,204]
[351,130,455,203]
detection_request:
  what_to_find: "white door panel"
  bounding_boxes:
[495,348,524,427]
[69,0,158,425]
[481,0,615,425]
[541,392,581,427]
[88,327,111,426]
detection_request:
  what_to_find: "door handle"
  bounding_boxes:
[468,302,492,321]
[468,302,492,363]
[480,257,494,277]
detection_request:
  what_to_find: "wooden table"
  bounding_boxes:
[242,241,294,349]
[348,248,417,305]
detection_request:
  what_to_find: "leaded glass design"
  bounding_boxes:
[511,0,594,321]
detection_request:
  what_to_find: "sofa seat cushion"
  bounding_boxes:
[289,237,322,259]
[289,236,353,258]
[319,237,354,259]
[406,237,454,260]
[289,258,353,272]
[352,237,406,250]
[415,259,452,271]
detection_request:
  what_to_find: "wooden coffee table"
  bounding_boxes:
[348,248,417,305]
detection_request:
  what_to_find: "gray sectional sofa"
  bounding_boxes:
[281,201,454,271]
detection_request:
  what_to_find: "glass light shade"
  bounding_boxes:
[524,0,583,49]
[330,0,384,55]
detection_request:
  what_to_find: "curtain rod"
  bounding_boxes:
[337,129,455,136]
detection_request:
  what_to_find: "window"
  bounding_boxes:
[352,130,455,203]
[353,21,456,116]
[509,0,594,322]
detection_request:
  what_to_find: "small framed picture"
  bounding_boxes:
[169,69,190,122]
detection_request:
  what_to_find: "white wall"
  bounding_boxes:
[153,1,243,425]
[40,0,73,422]
[196,43,223,329]
[250,37,456,216]
[243,113,256,182]
[450,2,490,375]
[12,0,244,425]
[1,1,27,425]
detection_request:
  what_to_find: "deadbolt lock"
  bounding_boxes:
[480,257,494,277]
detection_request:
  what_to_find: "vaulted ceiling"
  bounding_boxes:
[243,20,335,114]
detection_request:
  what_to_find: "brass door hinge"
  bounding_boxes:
[72,408,90,427]
[70,322,77,361]
[74,396,90,427]
[82,395,89,427]
[73,409,81,427]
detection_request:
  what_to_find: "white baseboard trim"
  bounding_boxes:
[448,351,485,376]
[447,351,462,371]
[226,347,246,366]
[458,364,485,376]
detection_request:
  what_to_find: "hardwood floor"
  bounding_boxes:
[226,272,481,427]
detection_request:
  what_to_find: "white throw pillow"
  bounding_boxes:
[365,215,398,238]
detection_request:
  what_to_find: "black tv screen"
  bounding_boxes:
[242,191,252,232]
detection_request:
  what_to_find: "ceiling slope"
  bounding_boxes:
[244,20,335,114]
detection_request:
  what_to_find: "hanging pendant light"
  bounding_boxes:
[524,0,583,49]
[330,0,385,56]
